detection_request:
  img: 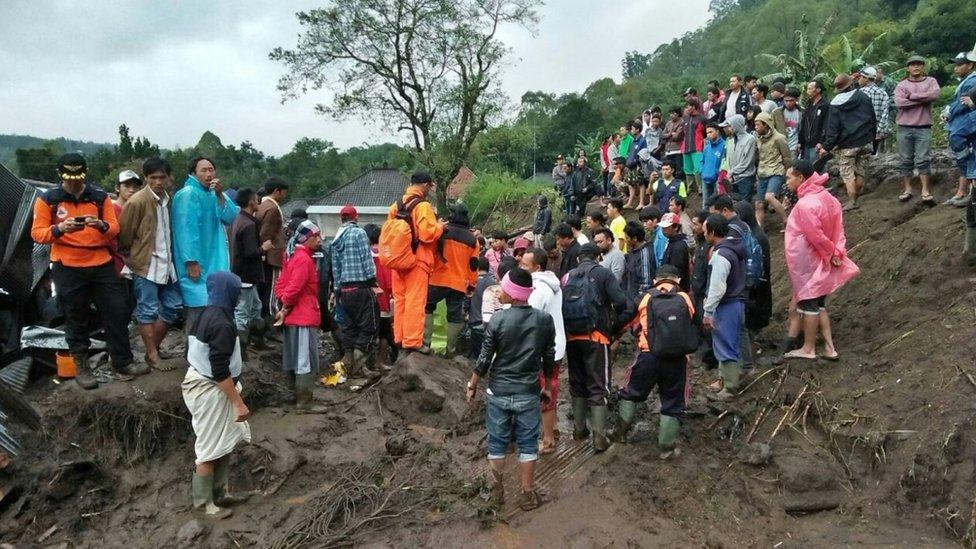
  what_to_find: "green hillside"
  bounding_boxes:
[472,0,975,177]
[0,134,112,174]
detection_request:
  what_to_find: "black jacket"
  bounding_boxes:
[823,89,877,151]
[745,226,772,331]
[475,304,555,396]
[558,240,582,279]
[798,96,829,151]
[720,88,752,122]
[691,238,710,324]
[534,206,552,236]
[623,240,657,300]
[569,259,631,338]
[230,211,265,285]
[662,233,691,293]
[568,166,596,198]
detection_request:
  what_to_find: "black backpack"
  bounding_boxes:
[645,283,698,358]
[562,263,601,336]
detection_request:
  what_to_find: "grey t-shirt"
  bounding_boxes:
[600,248,626,281]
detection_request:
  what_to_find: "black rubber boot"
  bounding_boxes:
[72,352,98,390]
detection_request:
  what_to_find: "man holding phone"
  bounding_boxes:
[30,153,146,389]
[172,157,240,350]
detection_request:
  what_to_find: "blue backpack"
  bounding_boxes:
[738,226,766,287]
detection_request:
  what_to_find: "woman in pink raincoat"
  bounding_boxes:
[782,160,860,360]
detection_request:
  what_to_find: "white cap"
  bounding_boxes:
[118,170,141,184]
[859,66,877,80]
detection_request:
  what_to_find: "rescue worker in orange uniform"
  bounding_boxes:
[425,203,480,356]
[30,153,147,390]
[613,265,694,459]
[388,173,444,352]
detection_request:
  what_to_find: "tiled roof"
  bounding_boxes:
[279,199,309,219]
[314,168,408,208]
[446,166,475,200]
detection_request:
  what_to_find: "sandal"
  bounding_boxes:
[783,350,817,360]
[898,192,913,203]
[820,353,840,362]
[539,440,556,455]
[921,194,936,206]
[708,379,724,392]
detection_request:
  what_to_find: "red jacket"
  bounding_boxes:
[274,245,320,327]
[371,245,393,313]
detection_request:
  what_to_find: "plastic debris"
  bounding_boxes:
[320,361,347,387]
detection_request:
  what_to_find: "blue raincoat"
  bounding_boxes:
[172,175,240,307]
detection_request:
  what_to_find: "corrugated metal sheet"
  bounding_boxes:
[0,164,44,302]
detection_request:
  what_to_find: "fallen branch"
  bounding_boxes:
[746,368,789,443]
[873,330,915,353]
[954,363,976,391]
[769,384,809,443]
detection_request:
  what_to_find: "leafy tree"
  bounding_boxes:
[907,0,976,58]
[14,144,59,181]
[118,124,134,160]
[270,0,540,211]
[622,51,652,79]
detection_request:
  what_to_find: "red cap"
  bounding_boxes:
[339,204,358,219]
[659,212,681,228]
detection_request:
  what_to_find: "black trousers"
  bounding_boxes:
[425,285,465,322]
[52,261,133,368]
[338,286,378,352]
[566,339,611,406]
[258,264,279,317]
[618,351,686,417]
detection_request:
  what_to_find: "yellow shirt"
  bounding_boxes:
[609,215,627,253]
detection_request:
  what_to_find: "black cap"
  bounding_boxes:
[656,264,681,280]
[57,152,88,181]
[410,172,433,184]
[579,242,600,256]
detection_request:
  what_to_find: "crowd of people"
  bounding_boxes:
[26,45,976,518]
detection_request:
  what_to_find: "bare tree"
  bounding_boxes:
[271,0,540,209]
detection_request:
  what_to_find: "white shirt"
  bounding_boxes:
[145,188,178,285]
[725,89,741,120]
[575,232,589,245]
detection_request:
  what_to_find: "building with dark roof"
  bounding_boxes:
[306,168,409,238]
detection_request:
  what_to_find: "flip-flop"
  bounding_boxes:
[820,353,840,362]
[921,195,936,206]
[898,192,913,202]
[783,350,817,360]
[539,442,556,455]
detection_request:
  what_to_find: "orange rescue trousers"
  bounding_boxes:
[392,266,431,349]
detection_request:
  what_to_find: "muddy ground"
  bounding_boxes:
[2,152,976,547]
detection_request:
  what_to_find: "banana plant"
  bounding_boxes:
[759,12,835,85]
[825,32,897,75]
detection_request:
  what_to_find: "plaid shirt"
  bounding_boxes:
[861,84,890,134]
[330,222,376,289]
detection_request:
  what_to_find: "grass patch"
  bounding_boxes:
[462,172,561,229]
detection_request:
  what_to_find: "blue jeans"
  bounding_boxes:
[485,392,541,462]
[702,178,717,209]
[733,175,756,203]
[757,175,784,199]
[234,285,262,331]
[132,275,182,325]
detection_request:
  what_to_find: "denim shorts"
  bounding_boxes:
[757,175,784,198]
[485,392,541,462]
[133,275,182,325]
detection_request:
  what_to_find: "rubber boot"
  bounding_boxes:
[114,357,151,376]
[237,330,250,363]
[966,226,976,266]
[248,319,271,351]
[213,458,250,506]
[612,399,637,443]
[343,350,358,378]
[445,322,463,357]
[571,397,590,440]
[487,459,505,508]
[418,314,434,354]
[591,405,610,452]
[294,373,326,412]
[712,361,743,401]
[285,371,297,405]
[354,349,381,379]
[658,415,681,460]
[71,352,98,390]
[191,474,232,519]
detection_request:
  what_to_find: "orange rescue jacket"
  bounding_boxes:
[31,184,120,268]
[387,185,442,270]
[430,222,480,293]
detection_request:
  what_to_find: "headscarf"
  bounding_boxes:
[286,220,320,256]
[500,271,533,302]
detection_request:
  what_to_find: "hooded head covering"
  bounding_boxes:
[449,203,470,226]
[755,112,775,133]
[286,220,321,256]
[728,114,747,135]
[207,271,242,310]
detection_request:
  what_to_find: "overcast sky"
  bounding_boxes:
[0,0,710,156]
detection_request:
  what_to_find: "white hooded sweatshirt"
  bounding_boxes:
[528,270,566,361]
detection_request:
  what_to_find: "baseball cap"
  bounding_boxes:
[860,66,878,80]
[682,87,697,96]
[659,212,681,228]
[905,55,926,66]
[56,152,87,181]
[513,236,530,250]
[339,204,358,218]
[118,169,141,184]
[952,51,976,64]
[718,121,731,128]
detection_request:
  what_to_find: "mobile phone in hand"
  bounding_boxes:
[74,216,87,224]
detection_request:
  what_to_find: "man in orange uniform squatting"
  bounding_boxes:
[31,153,148,390]
[387,172,444,354]
[425,203,480,358]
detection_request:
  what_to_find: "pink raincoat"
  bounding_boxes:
[785,172,860,301]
